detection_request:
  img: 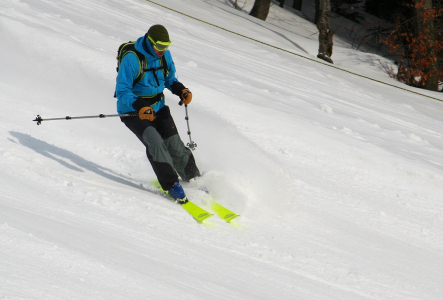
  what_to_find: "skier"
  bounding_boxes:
[115,24,200,202]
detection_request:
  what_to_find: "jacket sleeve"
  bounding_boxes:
[164,51,179,92]
[115,53,140,109]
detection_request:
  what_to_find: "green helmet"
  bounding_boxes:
[147,24,170,43]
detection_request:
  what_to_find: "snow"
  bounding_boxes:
[1,0,443,299]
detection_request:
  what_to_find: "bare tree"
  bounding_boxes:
[417,0,439,90]
[250,0,272,21]
[436,0,443,87]
[315,0,334,63]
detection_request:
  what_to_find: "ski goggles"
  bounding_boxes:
[148,35,172,52]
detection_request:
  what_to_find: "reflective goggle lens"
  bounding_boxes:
[148,36,171,52]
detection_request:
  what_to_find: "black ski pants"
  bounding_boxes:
[121,106,200,191]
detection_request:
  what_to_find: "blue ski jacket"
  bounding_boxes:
[115,35,179,114]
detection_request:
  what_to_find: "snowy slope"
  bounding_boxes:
[1,0,443,299]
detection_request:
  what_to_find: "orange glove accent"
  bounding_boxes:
[180,89,192,105]
[139,107,156,121]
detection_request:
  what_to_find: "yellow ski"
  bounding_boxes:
[181,201,213,223]
[152,180,213,223]
[211,201,240,223]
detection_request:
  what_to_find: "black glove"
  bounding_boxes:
[171,81,192,105]
[132,97,150,111]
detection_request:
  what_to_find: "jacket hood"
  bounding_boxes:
[134,34,156,58]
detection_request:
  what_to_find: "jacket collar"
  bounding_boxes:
[135,34,156,58]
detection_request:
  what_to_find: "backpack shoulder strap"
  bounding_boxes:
[141,54,169,86]
[160,55,168,77]
[116,42,146,86]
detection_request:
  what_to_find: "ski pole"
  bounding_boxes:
[33,113,137,125]
[183,104,197,151]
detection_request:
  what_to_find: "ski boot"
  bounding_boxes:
[168,182,188,204]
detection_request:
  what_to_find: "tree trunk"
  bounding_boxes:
[417,0,439,91]
[316,0,334,63]
[293,0,303,11]
[249,0,272,21]
[279,0,285,8]
[436,0,443,82]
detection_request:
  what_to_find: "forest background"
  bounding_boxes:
[244,0,443,92]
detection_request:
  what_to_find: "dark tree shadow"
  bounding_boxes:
[10,131,153,193]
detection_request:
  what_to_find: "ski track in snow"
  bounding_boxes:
[1,0,443,299]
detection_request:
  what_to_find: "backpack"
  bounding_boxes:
[114,41,168,97]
